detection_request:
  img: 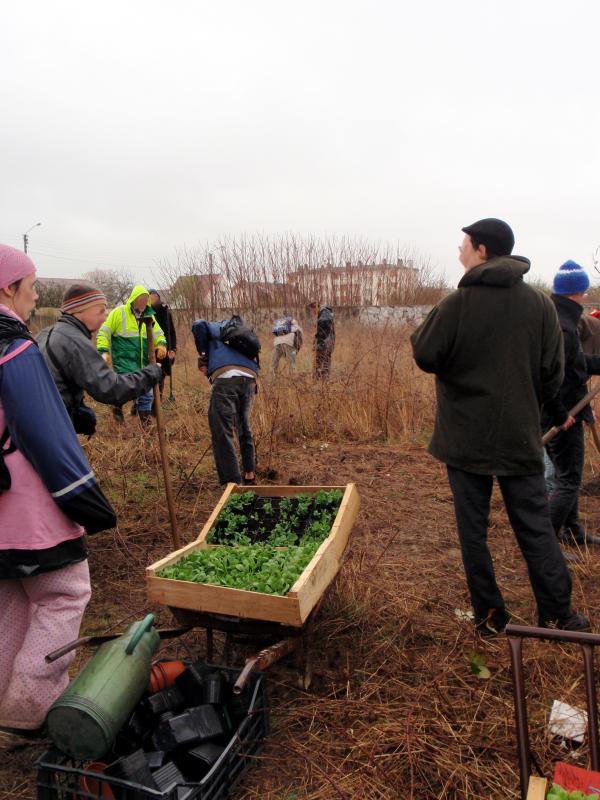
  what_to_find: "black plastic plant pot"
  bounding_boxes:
[153,704,228,752]
[145,750,166,770]
[118,706,153,749]
[228,686,252,724]
[202,672,224,705]
[174,661,210,705]
[104,748,158,794]
[174,742,225,781]
[185,704,228,742]
[152,760,187,793]
[146,686,186,717]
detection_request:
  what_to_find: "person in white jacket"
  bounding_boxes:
[272,314,303,373]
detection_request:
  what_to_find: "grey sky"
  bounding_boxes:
[1,0,598,288]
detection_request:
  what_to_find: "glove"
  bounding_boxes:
[155,345,167,360]
[102,352,112,368]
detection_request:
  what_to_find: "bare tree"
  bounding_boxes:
[157,233,446,325]
[82,268,136,306]
[34,280,64,308]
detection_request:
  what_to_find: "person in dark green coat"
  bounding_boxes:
[411,218,590,634]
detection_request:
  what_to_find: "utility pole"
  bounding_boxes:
[23,222,41,253]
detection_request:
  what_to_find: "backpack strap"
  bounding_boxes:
[0,426,16,494]
[0,323,37,494]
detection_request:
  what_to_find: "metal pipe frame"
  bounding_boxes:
[506,623,600,800]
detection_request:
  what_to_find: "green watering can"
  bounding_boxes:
[46,614,160,760]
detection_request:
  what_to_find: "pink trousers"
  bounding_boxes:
[0,560,91,729]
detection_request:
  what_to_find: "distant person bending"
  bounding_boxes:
[411,218,589,634]
[37,284,162,434]
[0,245,116,738]
[192,317,259,485]
[272,313,303,373]
[149,290,177,400]
[96,285,167,426]
[314,305,335,379]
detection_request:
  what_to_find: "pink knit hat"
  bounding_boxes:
[0,244,36,290]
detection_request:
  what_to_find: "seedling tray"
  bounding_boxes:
[146,484,360,628]
[207,491,343,545]
[36,666,268,800]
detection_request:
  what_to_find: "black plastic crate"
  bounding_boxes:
[36,667,269,800]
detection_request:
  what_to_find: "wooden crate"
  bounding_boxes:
[146,483,360,627]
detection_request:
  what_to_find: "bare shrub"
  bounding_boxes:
[157,234,447,326]
[82,268,136,306]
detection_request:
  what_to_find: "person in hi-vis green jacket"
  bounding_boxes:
[97,284,167,424]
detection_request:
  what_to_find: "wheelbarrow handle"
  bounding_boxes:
[45,626,192,663]
[45,636,95,663]
[233,638,296,694]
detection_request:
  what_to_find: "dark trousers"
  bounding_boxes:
[208,377,256,485]
[314,348,332,379]
[447,466,572,623]
[547,421,585,536]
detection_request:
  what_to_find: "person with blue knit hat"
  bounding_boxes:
[543,259,600,548]
[553,260,591,296]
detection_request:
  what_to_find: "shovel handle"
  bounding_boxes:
[542,381,600,445]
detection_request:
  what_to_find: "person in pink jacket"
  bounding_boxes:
[0,244,116,742]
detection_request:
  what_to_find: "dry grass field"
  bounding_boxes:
[3,320,600,799]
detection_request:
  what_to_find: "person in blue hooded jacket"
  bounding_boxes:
[192,318,259,485]
[0,244,116,738]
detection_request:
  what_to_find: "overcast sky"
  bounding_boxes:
[1,0,598,288]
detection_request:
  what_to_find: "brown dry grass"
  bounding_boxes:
[3,320,600,799]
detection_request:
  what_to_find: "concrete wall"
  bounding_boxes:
[358,305,433,326]
[173,304,434,331]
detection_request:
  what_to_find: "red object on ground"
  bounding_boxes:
[80,761,115,798]
[554,761,600,793]
[589,309,600,319]
[148,660,186,693]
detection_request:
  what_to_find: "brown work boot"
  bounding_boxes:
[138,411,153,428]
[112,406,125,424]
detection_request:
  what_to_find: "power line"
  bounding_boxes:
[29,249,157,270]
[28,238,162,262]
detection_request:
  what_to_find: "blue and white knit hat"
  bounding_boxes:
[552,260,590,296]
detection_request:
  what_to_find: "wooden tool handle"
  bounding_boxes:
[542,381,600,445]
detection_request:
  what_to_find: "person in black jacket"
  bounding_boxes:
[411,219,589,634]
[544,261,600,547]
[149,290,177,399]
